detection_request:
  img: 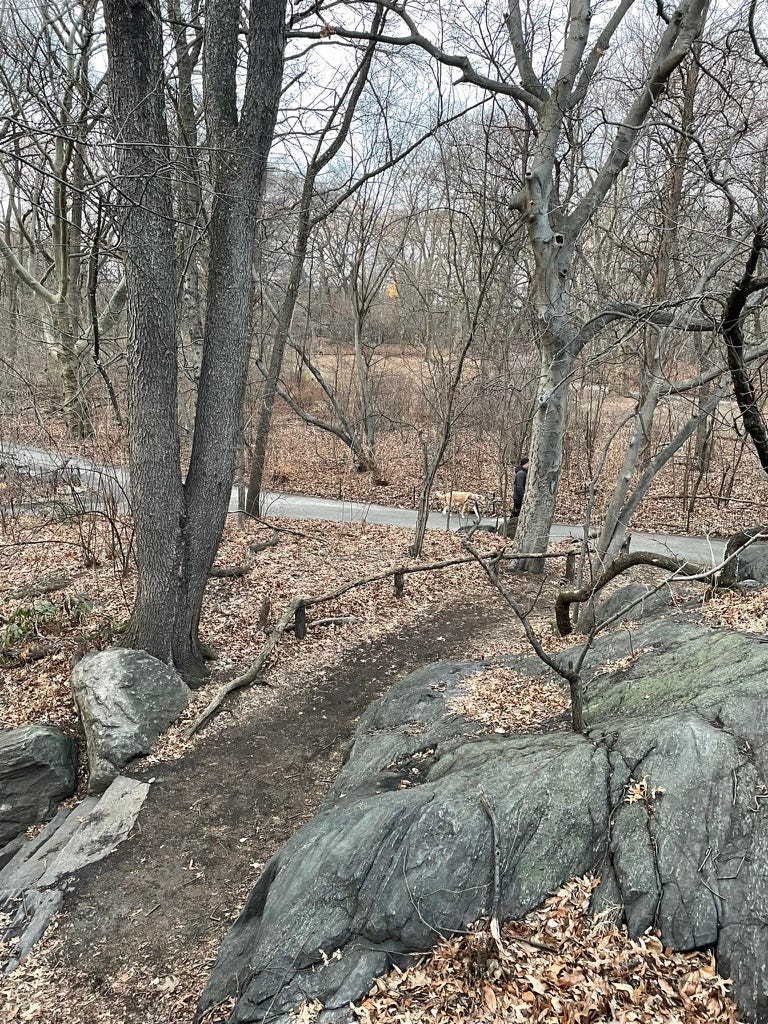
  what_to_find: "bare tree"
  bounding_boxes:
[244,6,385,516]
[103,0,287,680]
[0,0,126,436]
[306,0,711,562]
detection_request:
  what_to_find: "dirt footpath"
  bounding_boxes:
[47,591,521,1021]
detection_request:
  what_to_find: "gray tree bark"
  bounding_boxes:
[103,0,185,662]
[104,0,287,679]
[504,0,710,564]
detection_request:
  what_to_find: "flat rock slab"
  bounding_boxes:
[3,889,63,975]
[1,775,150,974]
[37,775,150,888]
[198,618,768,1024]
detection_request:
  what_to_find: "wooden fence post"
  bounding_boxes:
[565,551,576,582]
[294,602,307,640]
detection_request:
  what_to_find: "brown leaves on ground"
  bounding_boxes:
[154,521,515,758]
[352,876,740,1024]
[446,665,570,735]
[699,587,768,635]
[0,510,538,754]
[0,919,222,1023]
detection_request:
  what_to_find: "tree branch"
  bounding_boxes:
[722,221,768,473]
[568,0,708,239]
[555,551,710,636]
[294,2,542,110]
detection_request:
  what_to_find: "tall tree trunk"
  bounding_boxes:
[103,0,185,662]
[104,0,286,680]
[511,328,574,564]
[245,212,310,516]
[50,297,92,439]
[172,0,287,680]
[507,0,708,564]
[169,0,205,431]
[352,309,377,470]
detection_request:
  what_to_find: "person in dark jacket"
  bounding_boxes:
[511,457,529,516]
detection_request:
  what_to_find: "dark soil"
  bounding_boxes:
[54,590,523,1005]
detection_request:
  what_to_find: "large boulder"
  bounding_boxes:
[198,619,768,1024]
[0,726,77,845]
[720,527,768,587]
[72,649,191,793]
[577,581,674,632]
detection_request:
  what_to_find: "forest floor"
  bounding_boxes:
[0,439,761,1022]
[1,568,547,1023]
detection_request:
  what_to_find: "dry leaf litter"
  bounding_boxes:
[350,876,740,1024]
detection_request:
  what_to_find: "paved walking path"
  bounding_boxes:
[0,443,727,565]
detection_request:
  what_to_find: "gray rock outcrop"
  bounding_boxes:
[0,775,150,973]
[719,526,768,587]
[198,618,768,1024]
[578,581,673,632]
[72,648,191,792]
[0,725,77,845]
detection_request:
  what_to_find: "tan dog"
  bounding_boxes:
[434,490,485,523]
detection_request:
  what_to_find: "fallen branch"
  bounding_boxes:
[227,511,314,541]
[6,573,84,600]
[284,615,357,633]
[183,595,304,739]
[0,643,59,668]
[208,564,256,579]
[479,787,502,945]
[209,532,281,577]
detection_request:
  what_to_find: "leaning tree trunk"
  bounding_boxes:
[245,210,310,517]
[722,223,768,473]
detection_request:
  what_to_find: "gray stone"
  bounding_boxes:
[72,648,191,792]
[3,889,62,975]
[37,775,150,887]
[0,777,149,974]
[198,621,768,1024]
[578,582,673,633]
[0,726,77,846]
[720,527,768,588]
[0,836,24,871]
[0,801,98,904]
[734,545,768,586]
